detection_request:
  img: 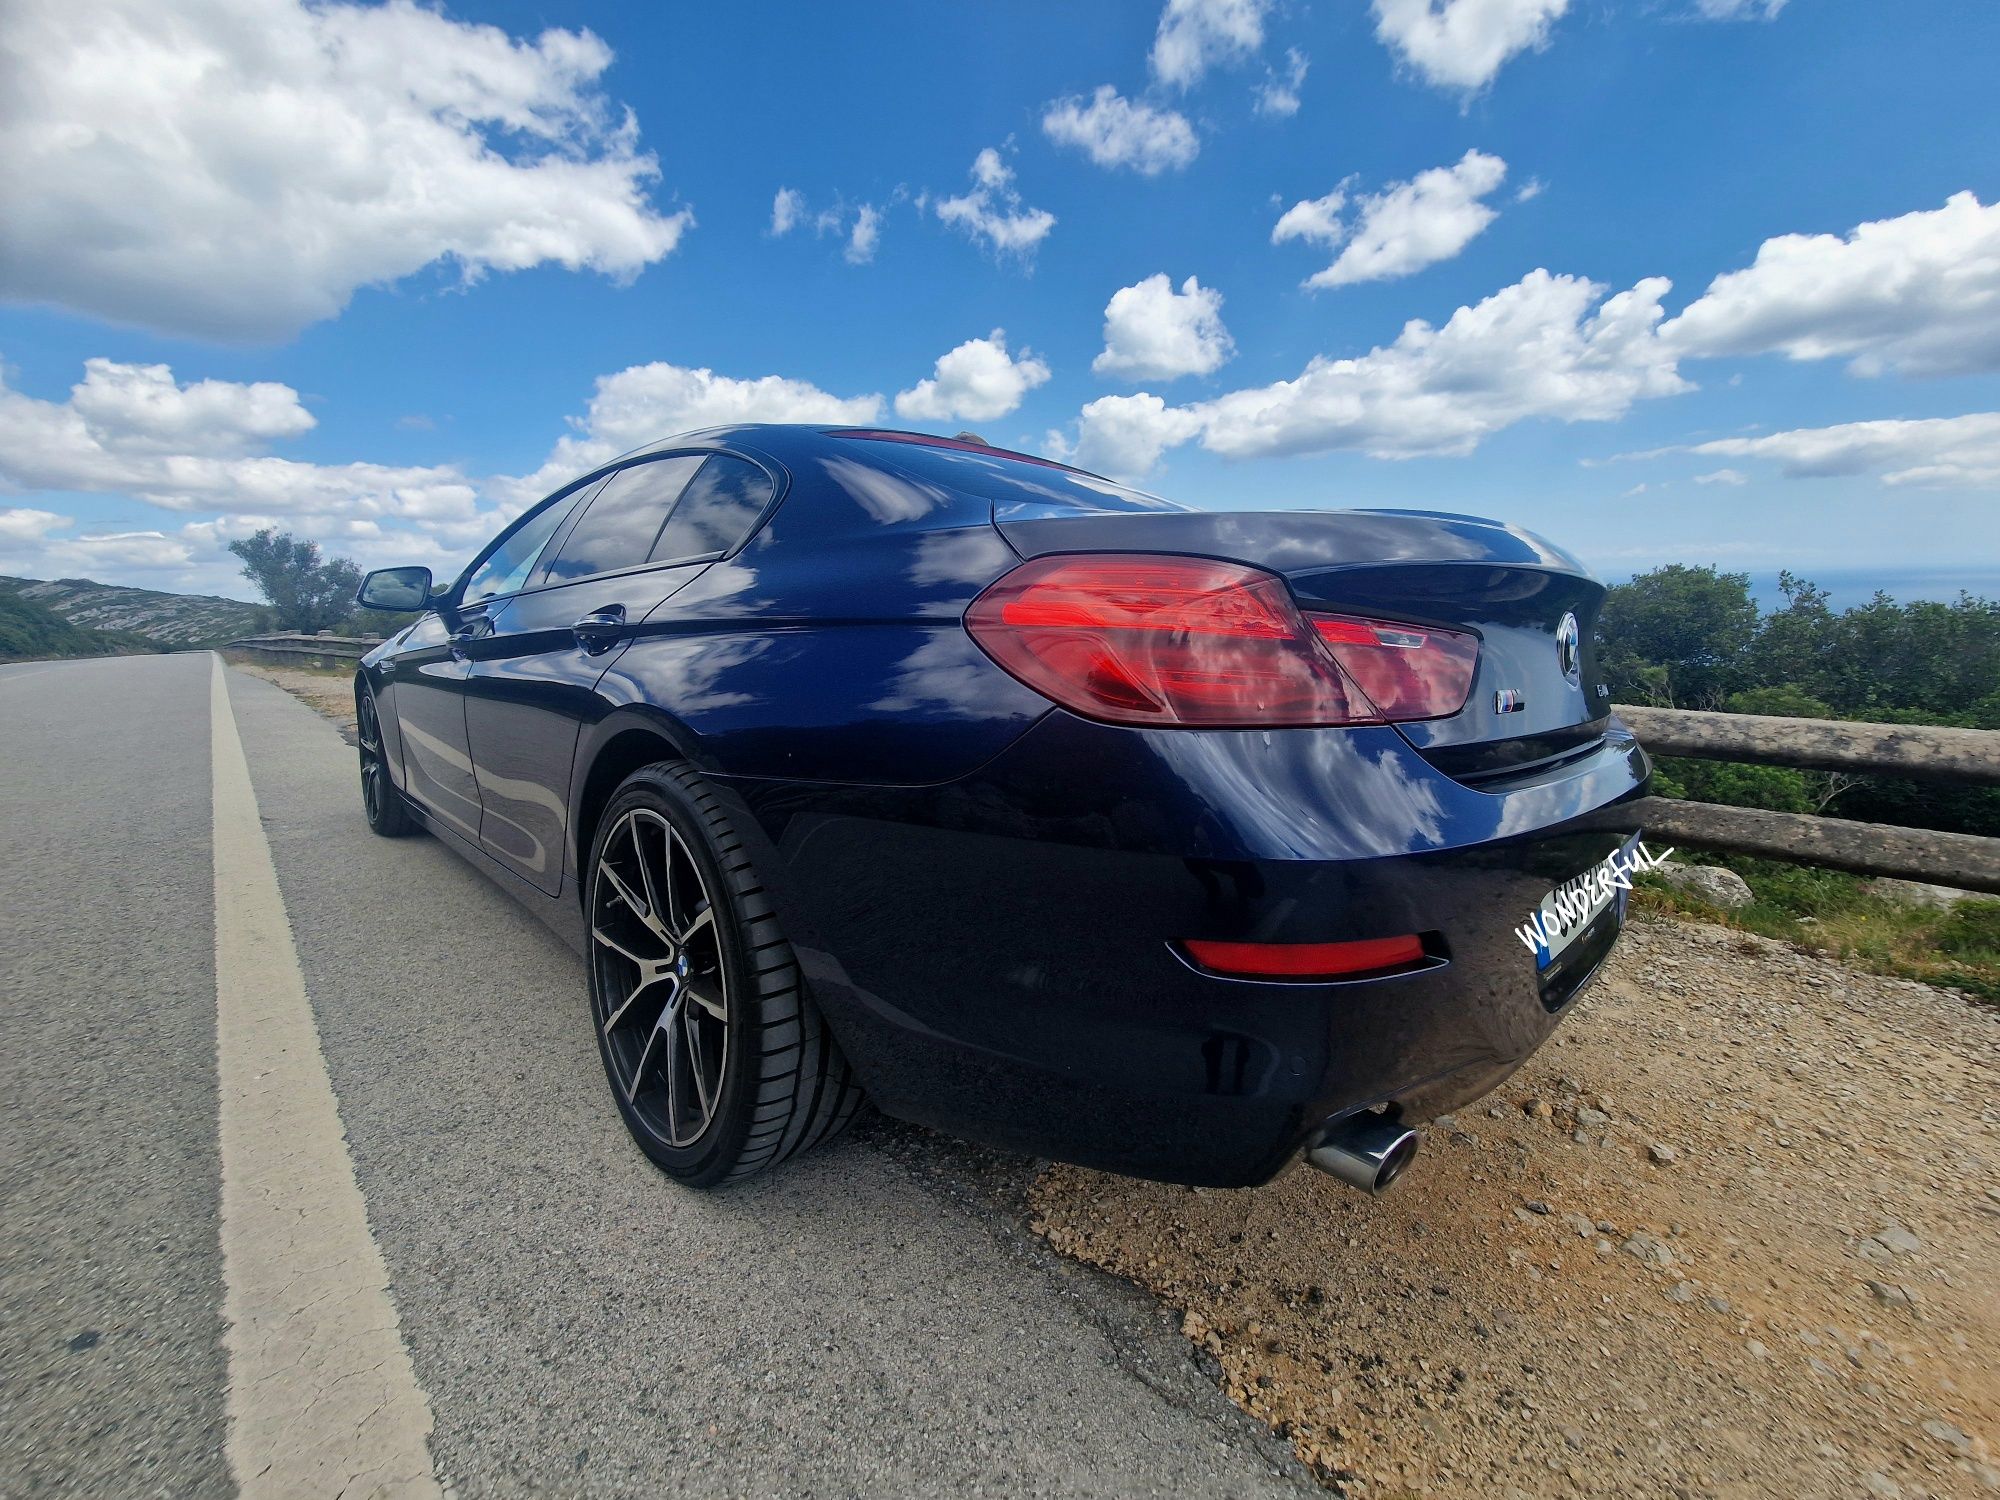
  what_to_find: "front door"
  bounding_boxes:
[461,451,712,894]
[386,610,484,841]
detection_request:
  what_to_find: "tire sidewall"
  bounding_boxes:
[584,768,756,1185]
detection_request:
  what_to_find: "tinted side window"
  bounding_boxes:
[461,485,591,605]
[543,455,705,584]
[651,455,775,561]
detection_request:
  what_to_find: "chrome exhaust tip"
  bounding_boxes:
[1307,1115,1420,1194]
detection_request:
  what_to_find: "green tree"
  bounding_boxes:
[1595,565,1757,706]
[226,528,364,635]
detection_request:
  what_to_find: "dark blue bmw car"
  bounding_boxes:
[353,425,1649,1193]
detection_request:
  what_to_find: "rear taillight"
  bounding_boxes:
[963,554,1478,728]
[1310,614,1478,722]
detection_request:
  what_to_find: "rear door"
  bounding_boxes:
[462,452,777,893]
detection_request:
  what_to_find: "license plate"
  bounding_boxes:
[1526,834,1641,971]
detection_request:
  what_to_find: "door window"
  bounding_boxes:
[462,484,594,605]
[542,455,705,585]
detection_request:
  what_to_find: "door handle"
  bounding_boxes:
[572,605,627,654]
[447,626,480,661]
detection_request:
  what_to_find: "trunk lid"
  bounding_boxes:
[992,503,1611,771]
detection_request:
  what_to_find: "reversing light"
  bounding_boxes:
[1183,935,1429,980]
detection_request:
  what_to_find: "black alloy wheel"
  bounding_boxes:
[357,685,417,837]
[585,762,864,1185]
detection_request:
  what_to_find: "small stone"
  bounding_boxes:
[1706,1296,1732,1314]
[1861,1473,1903,1500]
[1665,1282,1695,1304]
[1524,1098,1552,1120]
[1867,1280,1918,1308]
[1622,1232,1674,1268]
[1864,1222,1922,1258]
[1922,1420,1973,1455]
[1563,1212,1595,1238]
[1595,1220,1617,1234]
[1575,1106,1612,1129]
[1747,1339,1770,1359]
[1807,1357,1841,1379]
[1487,1105,1509,1119]
[1524,1199,1552,1215]
[1647,1142,1679,1166]
[1433,1114,1457,1129]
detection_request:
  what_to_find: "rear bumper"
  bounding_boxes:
[713,712,1651,1186]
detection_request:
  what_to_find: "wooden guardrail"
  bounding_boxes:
[1617,705,2000,894]
[223,633,386,668]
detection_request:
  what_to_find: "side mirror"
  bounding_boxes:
[356,565,435,612]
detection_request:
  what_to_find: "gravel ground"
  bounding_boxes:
[225,657,358,738]
[1031,919,2000,1499]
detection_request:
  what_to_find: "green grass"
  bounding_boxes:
[1633,856,2000,1004]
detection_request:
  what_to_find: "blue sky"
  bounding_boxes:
[2,0,1997,603]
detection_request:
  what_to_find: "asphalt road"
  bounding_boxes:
[1,654,1310,1499]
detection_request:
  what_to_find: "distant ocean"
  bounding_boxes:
[1607,567,2000,613]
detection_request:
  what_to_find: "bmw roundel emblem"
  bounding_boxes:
[1556,612,1581,680]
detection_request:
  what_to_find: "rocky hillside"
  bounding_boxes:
[0,575,265,648]
[0,587,161,661]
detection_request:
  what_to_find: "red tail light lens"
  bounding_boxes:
[1310,614,1479,722]
[965,555,1377,727]
[964,554,1480,728]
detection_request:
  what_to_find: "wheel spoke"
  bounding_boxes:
[674,902,714,949]
[627,987,684,1106]
[598,860,651,928]
[682,981,726,1021]
[630,819,667,935]
[590,925,651,969]
[685,1009,713,1120]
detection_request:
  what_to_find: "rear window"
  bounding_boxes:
[650,455,774,561]
[542,455,704,584]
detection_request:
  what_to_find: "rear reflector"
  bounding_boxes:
[1183,934,1428,979]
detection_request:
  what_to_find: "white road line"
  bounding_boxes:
[210,654,443,1500]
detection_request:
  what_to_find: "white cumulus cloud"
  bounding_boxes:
[1693,0,1787,18]
[934,150,1056,259]
[1055,268,1689,478]
[1069,395,1210,479]
[1370,0,1570,92]
[1042,87,1199,175]
[0,0,692,340]
[1676,414,2000,489]
[1256,49,1311,117]
[1151,0,1272,88]
[1662,192,2000,377]
[895,331,1052,424]
[508,361,885,501]
[771,188,807,236]
[1094,275,1236,381]
[847,206,883,265]
[1275,151,1508,289]
[0,358,477,523]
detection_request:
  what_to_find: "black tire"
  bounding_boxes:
[584,761,865,1186]
[357,683,418,838]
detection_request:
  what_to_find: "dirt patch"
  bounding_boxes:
[1030,918,2000,1499]
[228,658,359,740]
